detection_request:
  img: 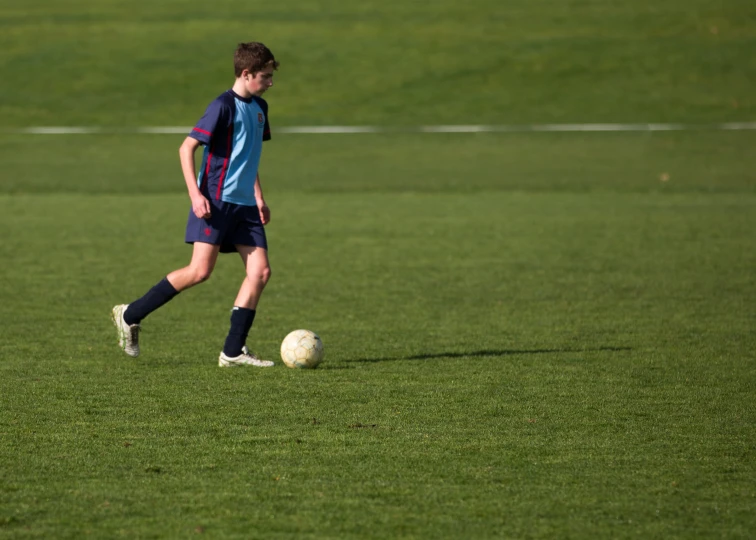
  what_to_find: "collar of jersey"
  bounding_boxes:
[228,89,254,103]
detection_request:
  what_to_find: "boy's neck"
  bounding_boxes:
[232,79,252,99]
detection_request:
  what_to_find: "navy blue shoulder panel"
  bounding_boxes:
[252,96,271,141]
[190,91,236,146]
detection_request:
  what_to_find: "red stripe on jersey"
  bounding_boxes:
[193,127,211,136]
[215,129,233,200]
[201,148,212,192]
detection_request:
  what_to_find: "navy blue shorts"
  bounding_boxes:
[185,200,268,253]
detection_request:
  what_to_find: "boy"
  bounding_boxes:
[112,42,279,367]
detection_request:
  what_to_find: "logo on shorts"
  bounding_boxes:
[204,227,212,236]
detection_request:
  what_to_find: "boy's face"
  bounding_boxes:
[242,67,275,96]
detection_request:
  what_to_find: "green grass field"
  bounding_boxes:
[1,0,756,538]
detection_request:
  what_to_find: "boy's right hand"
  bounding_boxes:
[191,195,212,219]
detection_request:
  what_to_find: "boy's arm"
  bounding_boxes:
[255,173,270,225]
[179,136,211,219]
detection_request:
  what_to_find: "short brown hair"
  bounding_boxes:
[234,42,279,77]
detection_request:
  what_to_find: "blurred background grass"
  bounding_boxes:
[1,131,755,195]
[1,0,755,128]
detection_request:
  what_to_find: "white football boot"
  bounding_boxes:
[219,346,274,368]
[111,304,141,357]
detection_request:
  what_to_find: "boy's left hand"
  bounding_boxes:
[259,203,270,225]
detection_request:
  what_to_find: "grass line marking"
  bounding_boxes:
[9,122,756,135]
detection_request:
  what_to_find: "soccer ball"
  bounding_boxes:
[280,329,324,369]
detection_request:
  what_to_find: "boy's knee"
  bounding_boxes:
[249,265,271,286]
[261,266,272,284]
[192,266,213,284]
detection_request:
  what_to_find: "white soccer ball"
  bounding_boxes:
[280,329,324,369]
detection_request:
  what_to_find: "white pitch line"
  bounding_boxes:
[8,123,756,135]
[720,122,756,130]
[421,125,495,133]
[280,125,380,134]
[528,123,688,132]
[23,126,101,134]
[137,126,192,134]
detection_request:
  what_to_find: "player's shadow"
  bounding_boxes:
[347,346,631,364]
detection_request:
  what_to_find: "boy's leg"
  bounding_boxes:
[221,245,271,359]
[113,242,220,356]
[165,242,221,293]
[126,242,220,323]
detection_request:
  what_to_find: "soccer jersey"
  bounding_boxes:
[188,90,271,206]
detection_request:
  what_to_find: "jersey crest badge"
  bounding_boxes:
[258,112,264,126]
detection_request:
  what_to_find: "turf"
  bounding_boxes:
[1,132,755,538]
[1,0,756,538]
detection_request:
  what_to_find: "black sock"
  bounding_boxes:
[222,307,256,357]
[124,278,179,325]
